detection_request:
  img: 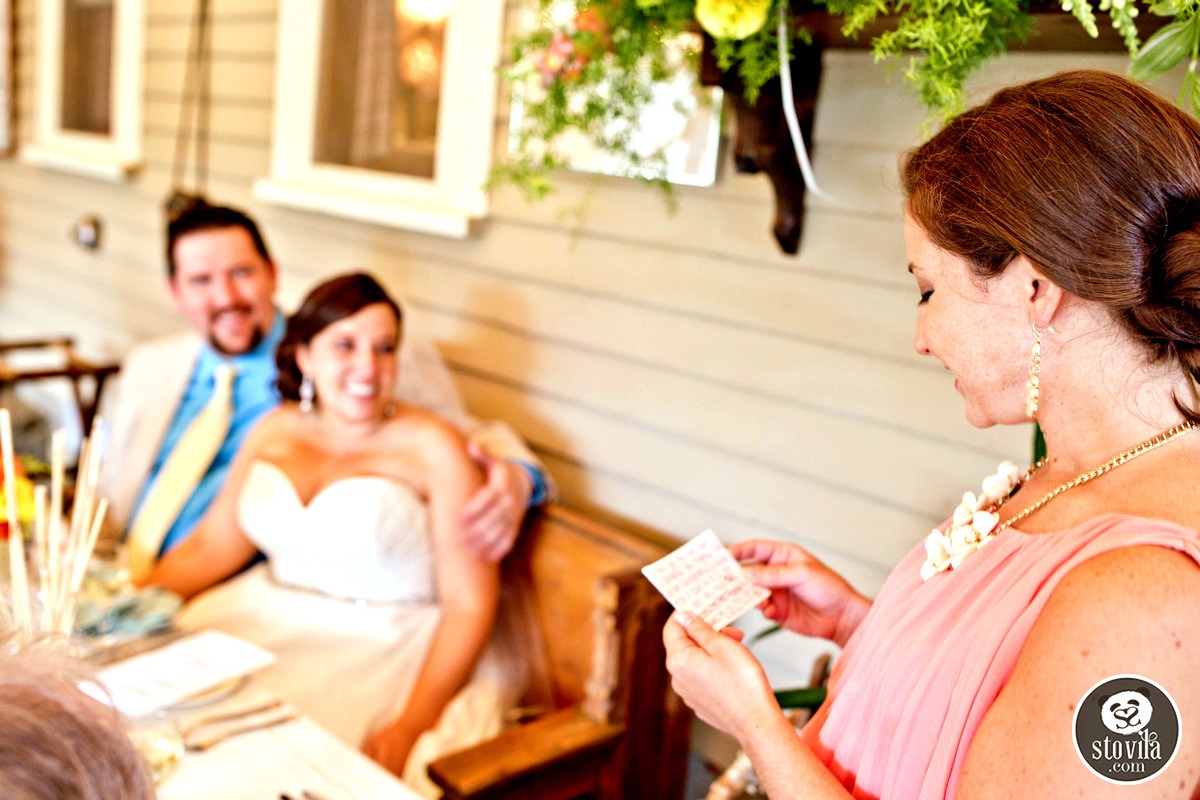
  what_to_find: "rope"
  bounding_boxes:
[169,0,212,209]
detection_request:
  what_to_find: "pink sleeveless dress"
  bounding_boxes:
[799,514,1200,800]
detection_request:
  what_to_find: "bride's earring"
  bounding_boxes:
[299,374,315,413]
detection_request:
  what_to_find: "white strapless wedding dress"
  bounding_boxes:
[178,460,523,797]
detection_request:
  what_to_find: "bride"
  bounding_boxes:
[141,272,517,795]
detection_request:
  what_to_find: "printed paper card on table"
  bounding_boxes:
[85,630,277,716]
[641,529,769,630]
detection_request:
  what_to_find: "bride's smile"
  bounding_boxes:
[297,302,399,424]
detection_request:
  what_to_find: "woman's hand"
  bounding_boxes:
[732,540,871,647]
[363,718,421,777]
[663,611,778,739]
[665,611,858,800]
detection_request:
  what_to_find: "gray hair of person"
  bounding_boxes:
[0,640,155,800]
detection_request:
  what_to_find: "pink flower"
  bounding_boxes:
[537,32,586,86]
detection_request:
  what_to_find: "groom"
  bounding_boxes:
[99,201,549,567]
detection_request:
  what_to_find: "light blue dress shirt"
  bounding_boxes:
[131,312,285,555]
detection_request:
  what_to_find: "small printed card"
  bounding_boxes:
[84,630,277,716]
[641,529,770,630]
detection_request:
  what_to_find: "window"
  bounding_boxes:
[255,0,504,238]
[21,0,145,181]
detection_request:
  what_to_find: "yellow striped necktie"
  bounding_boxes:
[127,363,235,582]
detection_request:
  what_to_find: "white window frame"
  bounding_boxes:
[254,0,504,239]
[20,0,145,181]
[0,1,11,154]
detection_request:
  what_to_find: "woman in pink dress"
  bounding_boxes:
[664,70,1200,799]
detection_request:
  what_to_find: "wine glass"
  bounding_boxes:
[127,710,184,785]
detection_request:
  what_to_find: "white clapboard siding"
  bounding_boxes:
[0,0,1143,693]
[417,308,1016,518]
[144,97,275,144]
[142,51,276,101]
[145,12,276,55]
[261,208,1024,464]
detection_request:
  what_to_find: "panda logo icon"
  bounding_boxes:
[1076,675,1181,783]
[1099,688,1154,735]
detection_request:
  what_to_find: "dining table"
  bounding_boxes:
[157,684,423,800]
[85,629,424,800]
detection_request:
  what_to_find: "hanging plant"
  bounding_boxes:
[1128,0,1200,110]
[496,0,809,199]
[497,0,1200,203]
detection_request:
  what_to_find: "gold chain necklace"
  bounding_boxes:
[996,420,1197,532]
[922,420,1198,580]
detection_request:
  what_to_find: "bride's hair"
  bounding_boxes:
[276,272,403,402]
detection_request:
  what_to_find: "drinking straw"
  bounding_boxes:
[57,420,108,636]
[33,484,50,632]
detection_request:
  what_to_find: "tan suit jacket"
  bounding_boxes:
[98,332,199,538]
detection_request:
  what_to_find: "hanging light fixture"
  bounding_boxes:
[396,0,449,96]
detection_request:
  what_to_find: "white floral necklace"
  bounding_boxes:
[921,420,1198,581]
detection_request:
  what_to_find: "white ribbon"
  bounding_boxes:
[777,3,836,204]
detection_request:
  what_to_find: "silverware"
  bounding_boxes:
[183,710,298,751]
[179,698,284,737]
[82,627,189,666]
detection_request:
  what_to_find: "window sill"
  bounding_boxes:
[252,176,480,239]
[19,141,138,183]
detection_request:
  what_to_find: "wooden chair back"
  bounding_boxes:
[429,504,691,800]
[0,337,119,433]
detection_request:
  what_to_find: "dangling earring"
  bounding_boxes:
[299,374,315,413]
[1026,325,1041,421]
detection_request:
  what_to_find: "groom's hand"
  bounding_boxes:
[459,442,531,562]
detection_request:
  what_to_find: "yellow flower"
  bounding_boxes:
[694,0,772,40]
[0,474,36,528]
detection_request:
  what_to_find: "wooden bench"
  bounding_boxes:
[427,504,691,800]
